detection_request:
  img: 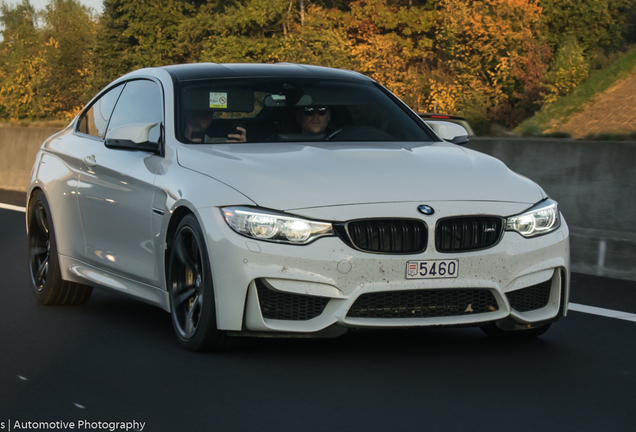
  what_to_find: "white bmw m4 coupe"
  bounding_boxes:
[27,63,569,351]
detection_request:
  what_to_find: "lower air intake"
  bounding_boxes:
[256,279,330,321]
[347,289,499,318]
[507,279,552,312]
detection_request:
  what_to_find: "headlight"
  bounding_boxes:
[222,207,334,245]
[506,199,560,238]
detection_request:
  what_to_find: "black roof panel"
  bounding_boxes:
[162,63,372,83]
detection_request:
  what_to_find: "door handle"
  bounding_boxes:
[83,155,97,168]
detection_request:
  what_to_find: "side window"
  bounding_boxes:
[107,79,163,143]
[77,84,124,138]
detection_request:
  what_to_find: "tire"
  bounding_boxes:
[27,190,93,305]
[480,322,552,339]
[167,214,230,351]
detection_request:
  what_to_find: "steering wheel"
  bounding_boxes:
[327,126,394,141]
[327,128,343,140]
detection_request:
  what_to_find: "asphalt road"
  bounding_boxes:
[1,205,635,432]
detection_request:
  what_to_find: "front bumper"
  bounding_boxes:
[198,202,570,334]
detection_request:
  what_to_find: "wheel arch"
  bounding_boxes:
[25,187,52,239]
[163,205,233,350]
[164,205,195,281]
[26,187,44,223]
[26,186,94,305]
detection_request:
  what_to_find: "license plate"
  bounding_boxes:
[406,259,459,279]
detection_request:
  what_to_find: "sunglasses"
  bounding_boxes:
[303,107,329,116]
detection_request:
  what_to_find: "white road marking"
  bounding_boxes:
[1,200,635,323]
[569,303,636,322]
[0,203,26,212]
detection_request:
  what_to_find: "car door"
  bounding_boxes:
[77,79,164,285]
[48,82,125,259]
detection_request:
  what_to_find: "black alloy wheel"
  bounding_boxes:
[27,190,93,305]
[29,201,51,292]
[167,214,229,351]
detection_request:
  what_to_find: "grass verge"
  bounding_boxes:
[516,46,636,136]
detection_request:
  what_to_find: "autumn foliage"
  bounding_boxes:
[1,0,635,133]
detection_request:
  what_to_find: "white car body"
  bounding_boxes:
[27,63,569,348]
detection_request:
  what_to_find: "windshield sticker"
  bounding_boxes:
[210,92,228,109]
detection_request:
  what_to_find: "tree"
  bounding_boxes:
[177,0,435,114]
[0,0,96,120]
[2,0,635,127]
[91,0,136,91]
[0,0,44,119]
[539,0,635,53]
[281,0,436,110]
[187,0,293,63]
[92,0,187,93]
[541,36,590,105]
[430,0,551,128]
[118,0,186,66]
[39,0,97,118]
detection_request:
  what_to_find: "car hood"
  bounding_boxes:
[177,141,545,211]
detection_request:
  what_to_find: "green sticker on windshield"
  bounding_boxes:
[210,92,228,109]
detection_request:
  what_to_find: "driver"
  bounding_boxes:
[296,106,331,134]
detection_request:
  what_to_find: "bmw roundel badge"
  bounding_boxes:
[417,205,435,215]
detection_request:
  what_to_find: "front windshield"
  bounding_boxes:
[176,78,434,144]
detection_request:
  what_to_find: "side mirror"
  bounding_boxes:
[105,123,161,154]
[424,120,469,145]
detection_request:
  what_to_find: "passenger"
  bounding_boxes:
[184,110,246,143]
[227,127,247,143]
